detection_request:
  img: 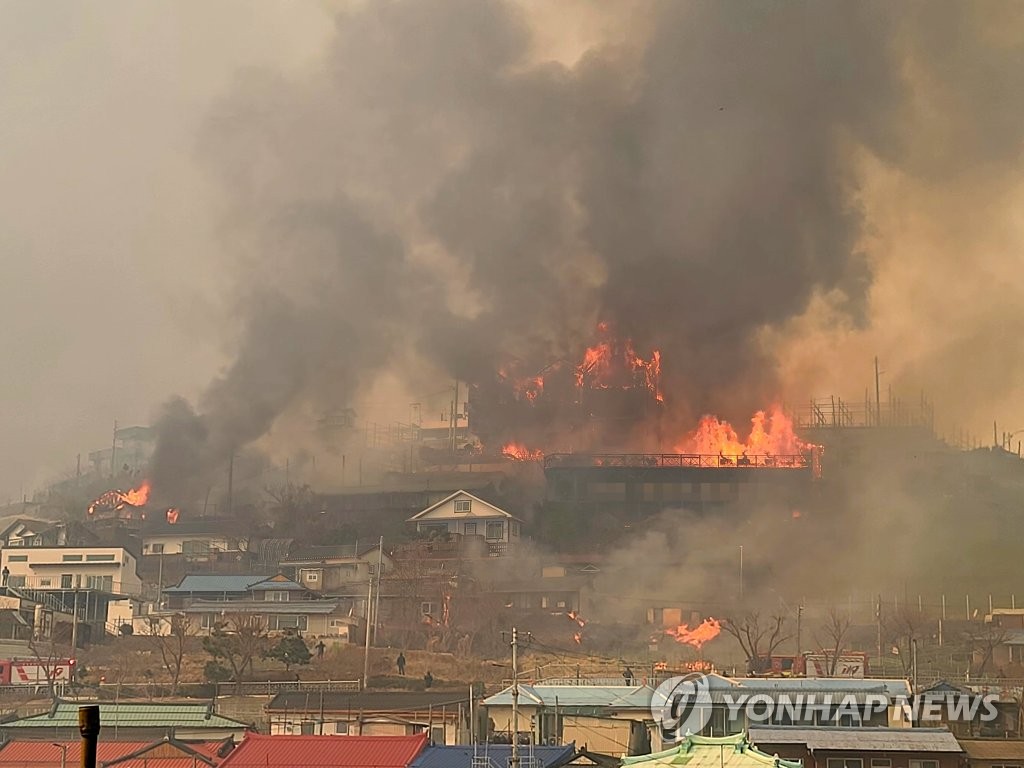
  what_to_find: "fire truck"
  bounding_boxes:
[0,658,75,687]
[752,652,869,678]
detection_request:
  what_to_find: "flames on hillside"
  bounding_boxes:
[87,480,152,517]
[664,617,722,649]
[490,323,818,465]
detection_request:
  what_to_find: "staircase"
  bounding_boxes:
[4,585,70,615]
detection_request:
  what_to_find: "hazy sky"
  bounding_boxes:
[0,2,334,499]
[4,2,1024,503]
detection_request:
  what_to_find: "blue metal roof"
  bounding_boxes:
[164,575,305,593]
[411,744,576,768]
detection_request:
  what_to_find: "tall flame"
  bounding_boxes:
[575,324,662,401]
[673,406,814,457]
[665,617,722,649]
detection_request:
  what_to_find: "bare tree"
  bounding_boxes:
[202,614,268,681]
[27,636,63,699]
[882,605,925,677]
[965,622,1009,677]
[815,607,852,676]
[147,614,195,695]
[722,613,790,673]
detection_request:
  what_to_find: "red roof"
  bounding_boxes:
[220,733,428,768]
[0,739,229,767]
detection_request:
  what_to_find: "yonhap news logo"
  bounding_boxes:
[651,673,713,740]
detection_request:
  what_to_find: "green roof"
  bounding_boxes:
[622,733,802,768]
[3,700,249,730]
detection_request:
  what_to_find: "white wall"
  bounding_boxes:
[1,547,142,596]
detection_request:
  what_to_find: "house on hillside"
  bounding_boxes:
[282,543,395,594]
[0,519,61,548]
[749,726,963,768]
[163,574,359,638]
[408,491,522,557]
[142,518,250,558]
[266,690,471,743]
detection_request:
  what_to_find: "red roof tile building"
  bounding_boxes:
[219,733,428,768]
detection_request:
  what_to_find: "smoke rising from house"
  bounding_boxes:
[150,0,1024,497]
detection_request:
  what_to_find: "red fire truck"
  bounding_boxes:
[0,658,75,686]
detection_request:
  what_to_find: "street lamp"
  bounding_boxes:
[51,743,68,768]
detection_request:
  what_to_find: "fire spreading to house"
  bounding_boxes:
[87,480,152,517]
[492,322,820,467]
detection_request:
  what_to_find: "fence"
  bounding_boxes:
[544,453,812,469]
[216,679,361,696]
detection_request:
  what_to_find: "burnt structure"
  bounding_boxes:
[543,451,817,519]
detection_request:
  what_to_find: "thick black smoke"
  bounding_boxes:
[151,0,1024,498]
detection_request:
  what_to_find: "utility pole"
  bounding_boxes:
[911,638,918,693]
[876,594,882,662]
[511,627,520,768]
[110,420,118,479]
[796,604,803,661]
[372,537,384,645]
[362,573,374,689]
[71,590,80,664]
[738,546,744,601]
[226,451,235,517]
[874,358,882,427]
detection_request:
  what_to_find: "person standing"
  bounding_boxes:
[397,652,406,676]
[316,640,326,659]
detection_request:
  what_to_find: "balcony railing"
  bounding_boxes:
[544,452,812,469]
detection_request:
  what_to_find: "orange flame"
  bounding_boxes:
[88,480,152,516]
[166,507,180,524]
[573,632,582,645]
[575,324,662,401]
[665,617,722,649]
[502,442,543,461]
[673,406,816,460]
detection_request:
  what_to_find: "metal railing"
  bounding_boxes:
[544,452,812,469]
[216,679,361,696]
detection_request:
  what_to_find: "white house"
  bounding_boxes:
[407,490,522,555]
[141,517,247,557]
[1,546,143,597]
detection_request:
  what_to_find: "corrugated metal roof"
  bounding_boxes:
[267,690,471,713]
[2,701,249,730]
[749,726,963,752]
[165,575,305,593]
[959,740,1024,760]
[219,733,428,767]
[411,744,576,768]
[0,738,229,766]
[483,684,654,709]
[622,733,802,768]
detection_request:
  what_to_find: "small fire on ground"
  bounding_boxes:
[566,610,586,644]
[664,617,722,649]
[502,442,544,461]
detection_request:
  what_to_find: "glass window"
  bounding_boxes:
[265,591,290,602]
[62,554,83,562]
[151,543,164,554]
[454,499,472,513]
[828,760,862,768]
[85,554,115,562]
[463,522,477,536]
[485,521,504,540]
[61,574,73,589]
[182,540,211,555]
[7,555,27,562]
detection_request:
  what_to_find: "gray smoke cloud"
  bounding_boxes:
[151,0,1024,498]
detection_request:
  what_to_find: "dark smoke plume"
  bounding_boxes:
[151,0,1024,498]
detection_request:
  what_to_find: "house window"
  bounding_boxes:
[268,615,308,631]
[200,613,217,630]
[454,499,472,513]
[333,722,349,734]
[7,576,24,588]
[265,591,290,602]
[421,602,435,616]
[7,555,27,562]
[39,579,51,587]
[85,554,115,562]
[485,522,504,540]
[871,761,891,768]
[86,575,113,591]
[182,540,211,556]
[827,760,862,768]
[511,522,520,537]
[464,522,478,536]
[61,574,73,589]
[541,597,549,609]
[151,544,164,554]
[910,762,938,768]
[62,554,83,562]
[300,721,316,735]
[300,570,319,583]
